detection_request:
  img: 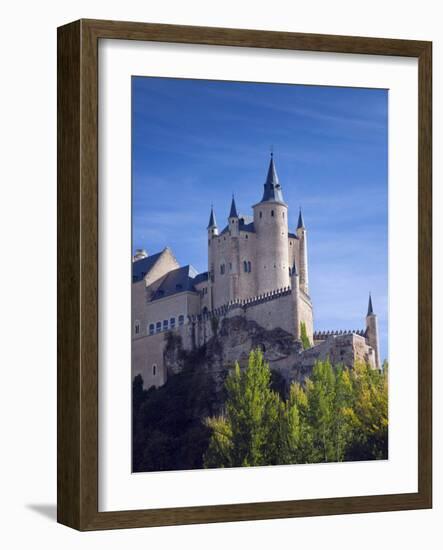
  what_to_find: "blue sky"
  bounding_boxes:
[132,77,388,361]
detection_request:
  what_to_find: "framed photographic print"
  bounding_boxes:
[57,19,432,530]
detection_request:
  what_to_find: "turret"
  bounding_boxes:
[290,260,300,339]
[296,208,309,295]
[365,293,381,370]
[253,154,290,295]
[207,205,218,237]
[228,195,239,237]
[207,205,218,309]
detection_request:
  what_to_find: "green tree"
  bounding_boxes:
[204,349,280,467]
[300,321,311,349]
[346,361,388,460]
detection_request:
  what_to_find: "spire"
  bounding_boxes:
[367,293,374,316]
[229,195,238,218]
[207,205,217,229]
[297,207,305,230]
[260,153,285,203]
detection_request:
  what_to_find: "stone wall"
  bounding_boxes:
[132,331,168,388]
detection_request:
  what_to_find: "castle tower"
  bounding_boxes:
[253,154,290,295]
[290,260,301,339]
[228,195,241,301]
[296,208,309,295]
[228,195,239,237]
[365,293,381,370]
[207,206,218,310]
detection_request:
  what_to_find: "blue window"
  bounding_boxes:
[163,319,169,331]
[149,323,155,335]
[135,321,140,335]
[170,317,176,329]
[178,315,185,326]
[156,321,161,333]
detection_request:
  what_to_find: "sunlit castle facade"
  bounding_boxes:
[132,155,381,389]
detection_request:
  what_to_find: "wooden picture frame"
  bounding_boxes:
[57,19,432,530]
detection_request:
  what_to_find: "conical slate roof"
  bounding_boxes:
[367,293,374,316]
[229,195,239,218]
[260,154,285,204]
[297,208,305,230]
[207,205,217,229]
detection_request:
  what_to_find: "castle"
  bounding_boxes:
[132,155,381,389]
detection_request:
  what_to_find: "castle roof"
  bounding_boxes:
[220,214,256,235]
[367,293,374,316]
[229,195,239,218]
[259,154,285,204]
[207,205,217,229]
[151,265,199,301]
[297,208,305,229]
[193,271,209,285]
[132,251,163,282]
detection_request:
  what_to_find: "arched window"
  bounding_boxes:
[163,319,169,331]
[247,261,252,273]
[156,321,161,333]
[245,234,248,239]
[259,211,262,219]
[220,264,225,275]
[178,315,185,326]
[243,261,248,273]
[149,323,155,335]
[152,364,157,376]
[271,210,274,217]
[170,317,176,329]
[134,321,140,335]
[282,212,285,219]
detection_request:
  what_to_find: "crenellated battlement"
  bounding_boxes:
[313,328,366,339]
[187,286,293,323]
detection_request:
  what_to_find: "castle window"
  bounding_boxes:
[163,319,169,331]
[134,321,140,335]
[149,323,155,335]
[156,321,161,333]
[152,364,157,376]
[178,315,185,326]
[247,261,252,273]
[271,210,274,217]
[243,261,247,273]
[208,240,211,246]
[290,241,292,246]
[170,317,176,329]
[245,234,248,239]
[259,211,262,219]
[229,262,232,271]
[220,264,225,275]
[282,212,285,219]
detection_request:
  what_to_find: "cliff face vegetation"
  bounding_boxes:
[132,347,218,472]
[132,323,388,473]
